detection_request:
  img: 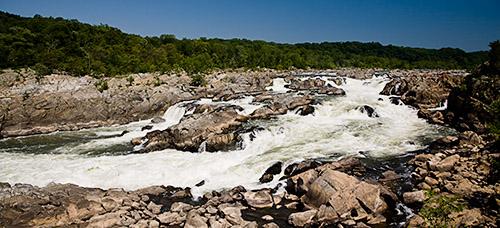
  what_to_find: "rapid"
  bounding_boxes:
[0,75,455,197]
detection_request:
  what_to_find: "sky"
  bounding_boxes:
[1,0,499,52]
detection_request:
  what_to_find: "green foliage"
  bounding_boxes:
[94,79,108,92]
[33,63,50,76]
[488,40,500,75]
[190,74,207,87]
[487,99,500,138]
[0,11,489,77]
[22,91,29,101]
[126,76,134,87]
[419,190,466,228]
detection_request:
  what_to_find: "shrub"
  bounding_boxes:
[94,80,108,92]
[419,190,466,228]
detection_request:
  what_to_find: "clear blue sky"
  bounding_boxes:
[1,0,499,52]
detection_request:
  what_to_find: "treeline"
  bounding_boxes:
[0,11,489,77]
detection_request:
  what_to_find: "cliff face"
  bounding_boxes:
[447,62,500,134]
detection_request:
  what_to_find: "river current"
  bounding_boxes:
[0,75,455,197]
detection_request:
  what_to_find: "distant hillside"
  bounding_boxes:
[0,11,488,77]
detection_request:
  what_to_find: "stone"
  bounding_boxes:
[459,131,482,146]
[131,219,148,228]
[243,190,274,208]
[185,211,208,228]
[147,201,162,214]
[435,155,460,172]
[424,176,439,186]
[261,215,274,221]
[263,222,280,228]
[259,161,283,183]
[149,219,160,228]
[379,170,401,181]
[301,169,388,221]
[134,186,166,196]
[151,117,165,123]
[131,137,142,145]
[220,205,244,225]
[87,212,120,228]
[315,204,339,225]
[101,198,119,212]
[288,210,317,227]
[157,212,184,225]
[357,105,379,117]
[169,189,192,199]
[286,169,319,195]
[285,202,299,209]
[367,214,386,225]
[338,157,361,169]
[403,190,428,204]
[170,202,193,213]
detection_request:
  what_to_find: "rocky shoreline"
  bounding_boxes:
[1,67,499,227]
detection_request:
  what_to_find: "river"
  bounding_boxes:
[0,75,455,197]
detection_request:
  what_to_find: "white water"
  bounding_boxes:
[0,76,454,197]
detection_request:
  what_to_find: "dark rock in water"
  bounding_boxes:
[141,125,153,131]
[151,116,166,123]
[259,174,274,183]
[265,161,283,175]
[357,105,379,118]
[195,180,205,187]
[120,130,129,136]
[284,161,321,177]
[259,161,283,183]
[297,105,315,116]
[378,98,384,101]
[389,96,402,105]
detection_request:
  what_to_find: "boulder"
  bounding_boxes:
[286,169,319,195]
[185,211,208,228]
[403,190,428,204]
[301,169,388,220]
[259,161,283,183]
[288,210,317,227]
[243,190,274,208]
[141,105,245,152]
[357,105,379,117]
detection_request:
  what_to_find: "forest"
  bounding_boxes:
[0,11,489,77]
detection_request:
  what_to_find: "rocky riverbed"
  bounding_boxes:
[1,67,498,227]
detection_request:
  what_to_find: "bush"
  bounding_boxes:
[94,80,108,92]
[33,63,51,76]
[419,190,466,228]
[190,74,207,87]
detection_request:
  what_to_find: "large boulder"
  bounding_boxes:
[300,169,388,221]
[141,105,245,152]
[243,189,274,209]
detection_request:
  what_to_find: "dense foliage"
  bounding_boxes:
[0,11,489,77]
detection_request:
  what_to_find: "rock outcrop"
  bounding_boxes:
[380,71,460,109]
